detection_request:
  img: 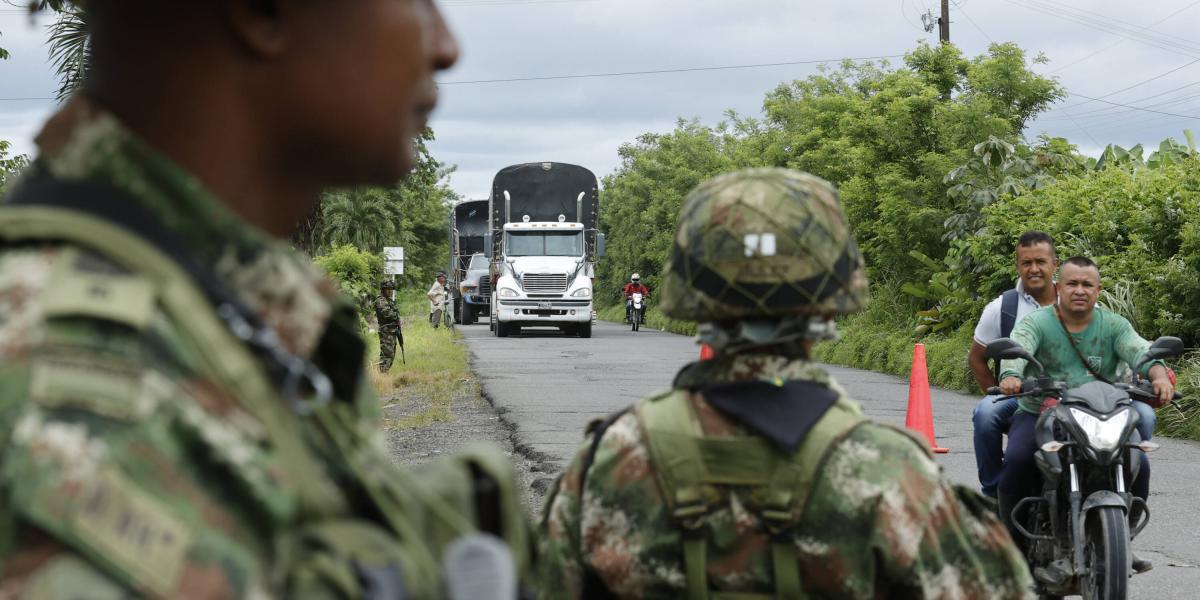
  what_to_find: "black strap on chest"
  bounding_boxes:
[4,176,358,409]
[993,288,1021,380]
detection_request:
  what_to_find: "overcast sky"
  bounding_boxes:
[3,0,1199,199]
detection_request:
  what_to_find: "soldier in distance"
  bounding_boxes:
[537,167,1033,598]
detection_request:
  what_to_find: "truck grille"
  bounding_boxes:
[522,273,568,293]
[478,278,491,298]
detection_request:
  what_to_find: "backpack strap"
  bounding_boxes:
[636,389,865,599]
[994,289,1021,380]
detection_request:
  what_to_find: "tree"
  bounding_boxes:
[0,140,31,195]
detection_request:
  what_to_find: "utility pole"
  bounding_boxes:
[939,0,950,43]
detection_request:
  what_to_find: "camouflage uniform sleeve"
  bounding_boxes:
[0,247,271,598]
[813,424,1034,599]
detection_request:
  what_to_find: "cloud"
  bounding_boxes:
[3,0,1198,196]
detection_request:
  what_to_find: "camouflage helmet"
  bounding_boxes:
[380,279,397,289]
[659,168,868,322]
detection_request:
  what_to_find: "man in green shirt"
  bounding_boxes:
[997,256,1173,573]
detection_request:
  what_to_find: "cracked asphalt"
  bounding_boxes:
[460,319,1200,598]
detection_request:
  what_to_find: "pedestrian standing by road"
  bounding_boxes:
[538,168,1032,598]
[375,278,403,373]
[428,271,449,328]
[0,2,534,597]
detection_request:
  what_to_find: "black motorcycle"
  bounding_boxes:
[984,336,1183,600]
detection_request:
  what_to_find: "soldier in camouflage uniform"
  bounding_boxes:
[538,168,1033,599]
[0,2,536,598]
[376,279,403,373]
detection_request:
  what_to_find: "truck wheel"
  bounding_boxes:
[496,321,508,337]
[577,322,592,338]
[463,306,475,326]
[453,298,463,324]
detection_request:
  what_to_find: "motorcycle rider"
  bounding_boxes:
[998,256,1173,575]
[968,231,1060,499]
[622,273,650,323]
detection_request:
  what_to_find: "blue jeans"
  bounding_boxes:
[972,395,1157,497]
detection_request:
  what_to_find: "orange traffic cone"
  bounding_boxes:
[906,343,949,453]
[699,343,715,361]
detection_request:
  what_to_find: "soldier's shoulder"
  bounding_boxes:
[814,421,943,495]
[0,243,160,356]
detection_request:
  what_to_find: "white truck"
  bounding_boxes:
[487,162,604,338]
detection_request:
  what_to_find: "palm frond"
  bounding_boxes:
[45,6,88,101]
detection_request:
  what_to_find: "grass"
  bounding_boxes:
[365,290,473,430]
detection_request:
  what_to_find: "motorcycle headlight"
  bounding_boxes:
[570,287,591,298]
[498,287,518,298]
[1069,407,1130,452]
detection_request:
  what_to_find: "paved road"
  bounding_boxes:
[461,320,1200,598]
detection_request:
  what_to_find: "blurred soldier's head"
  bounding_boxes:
[658,168,869,357]
[79,0,458,229]
[381,278,396,298]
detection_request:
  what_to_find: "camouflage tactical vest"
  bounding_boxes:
[0,181,532,598]
[636,389,865,600]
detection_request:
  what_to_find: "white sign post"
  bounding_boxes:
[384,247,405,276]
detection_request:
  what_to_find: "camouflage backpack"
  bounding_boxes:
[629,389,866,599]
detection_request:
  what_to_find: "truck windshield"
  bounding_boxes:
[468,254,488,270]
[505,231,583,257]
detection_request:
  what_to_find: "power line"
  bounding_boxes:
[438,54,906,85]
[1048,0,1200,74]
[1054,56,1200,111]
[1006,0,1200,58]
[1063,91,1200,120]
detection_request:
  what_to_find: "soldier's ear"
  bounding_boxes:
[224,0,290,57]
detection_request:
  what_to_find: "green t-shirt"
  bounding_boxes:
[999,306,1155,414]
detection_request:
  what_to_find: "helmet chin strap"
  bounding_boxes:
[697,316,838,356]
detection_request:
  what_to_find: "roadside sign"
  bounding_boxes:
[384,246,405,275]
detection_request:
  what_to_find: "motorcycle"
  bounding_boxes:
[629,292,645,332]
[984,336,1184,600]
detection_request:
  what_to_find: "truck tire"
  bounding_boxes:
[577,322,592,338]
[463,305,475,326]
[453,298,462,324]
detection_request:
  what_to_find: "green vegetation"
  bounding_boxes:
[593,41,1200,440]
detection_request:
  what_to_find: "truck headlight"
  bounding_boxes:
[498,287,518,298]
[1069,407,1130,452]
[570,288,591,298]
[461,285,477,294]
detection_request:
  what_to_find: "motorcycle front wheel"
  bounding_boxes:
[632,309,639,331]
[1081,506,1129,600]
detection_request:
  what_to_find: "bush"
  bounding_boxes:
[314,244,386,318]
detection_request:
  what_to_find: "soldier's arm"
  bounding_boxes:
[861,427,1033,599]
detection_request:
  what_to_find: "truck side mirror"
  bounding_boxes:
[484,233,493,259]
[597,233,606,258]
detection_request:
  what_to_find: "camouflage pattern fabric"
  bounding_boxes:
[0,96,530,597]
[659,168,869,322]
[375,293,401,372]
[538,354,1034,599]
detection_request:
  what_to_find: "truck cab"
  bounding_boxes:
[486,162,602,339]
[492,220,595,337]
